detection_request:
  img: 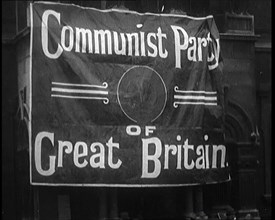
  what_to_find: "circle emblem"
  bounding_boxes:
[117,66,167,124]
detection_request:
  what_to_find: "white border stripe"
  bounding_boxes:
[52,87,108,95]
[29,3,33,185]
[174,95,217,101]
[30,176,231,187]
[174,102,217,106]
[34,1,213,20]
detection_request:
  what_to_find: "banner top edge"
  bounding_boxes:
[32,1,214,20]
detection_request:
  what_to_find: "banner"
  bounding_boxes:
[29,2,230,186]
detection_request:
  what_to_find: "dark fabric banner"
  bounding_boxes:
[30,2,230,186]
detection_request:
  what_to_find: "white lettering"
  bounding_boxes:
[57,141,73,167]
[61,26,74,52]
[73,142,88,168]
[156,27,168,58]
[126,125,141,136]
[197,37,207,61]
[90,142,105,168]
[106,137,122,169]
[94,29,112,54]
[41,10,63,59]
[171,25,189,68]
[182,139,195,170]
[75,28,93,53]
[212,144,226,168]
[164,144,177,169]
[145,126,156,136]
[34,131,56,176]
[147,33,158,57]
[141,137,162,178]
[113,32,126,55]
[126,33,139,56]
[195,145,205,169]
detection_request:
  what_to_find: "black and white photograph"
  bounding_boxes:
[2,1,271,219]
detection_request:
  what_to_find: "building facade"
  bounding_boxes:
[2,1,271,220]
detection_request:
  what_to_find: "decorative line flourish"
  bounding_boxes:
[51,81,109,104]
[174,86,217,95]
[51,87,108,95]
[52,81,108,89]
[173,85,218,108]
[173,101,217,108]
[51,94,109,104]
